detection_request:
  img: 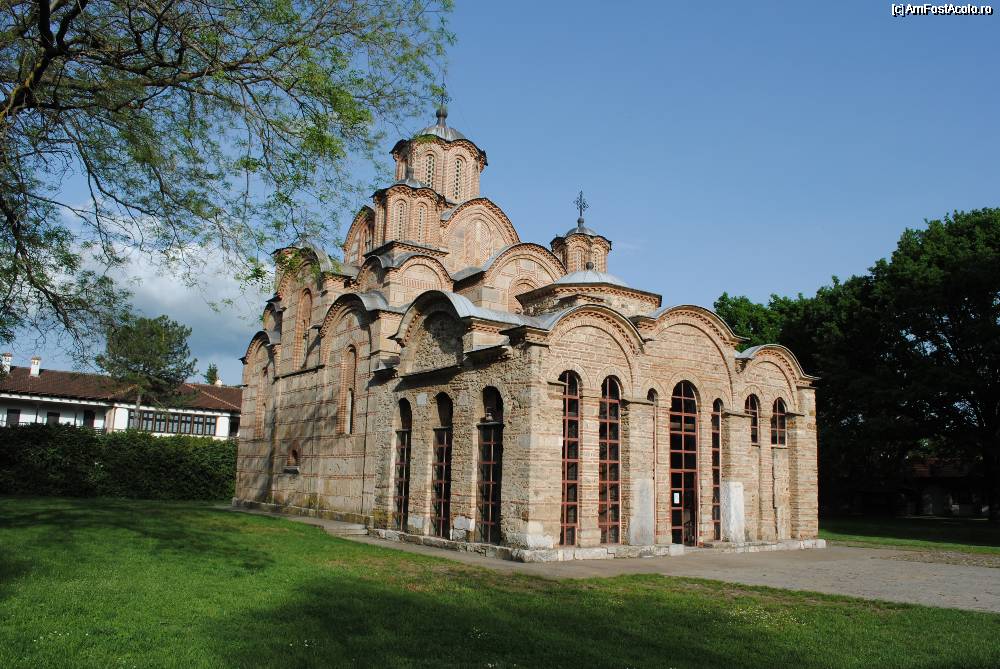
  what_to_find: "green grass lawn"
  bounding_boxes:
[1,499,998,669]
[820,516,1000,554]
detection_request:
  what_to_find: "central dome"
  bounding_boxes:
[417,104,467,142]
[553,269,629,287]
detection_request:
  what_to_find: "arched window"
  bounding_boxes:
[393,399,412,531]
[287,446,300,468]
[711,399,723,541]
[771,398,787,445]
[295,290,312,368]
[364,220,374,252]
[559,371,581,546]
[395,200,407,240]
[599,376,622,544]
[431,393,453,538]
[647,388,659,538]
[745,395,760,446]
[416,205,426,242]
[254,349,268,439]
[478,387,504,544]
[343,346,357,434]
[670,381,698,546]
[452,158,464,200]
[424,153,435,187]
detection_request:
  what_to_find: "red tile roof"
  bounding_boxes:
[0,366,242,412]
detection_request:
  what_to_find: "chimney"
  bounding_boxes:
[30,356,41,377]
[213,378,223,387]
[1,352,11,374]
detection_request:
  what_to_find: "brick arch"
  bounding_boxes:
[508,278,537,313]
[662,372,709,406]
[547,361,596,394]
[441,199,520,270]
[548,306,646,356]
[399,309,463,374]
[591,364,635,397]
[355,258,385,293]
[393,255,453,292]
[739,383,767,410]
[545,308,644,392]
[654,305,743,347]
[343,206,376,264]
[652,316,737,402]
[318,299,372,363]
[741,357,798,414]
[481,243,565,285]
[242,333,274,385]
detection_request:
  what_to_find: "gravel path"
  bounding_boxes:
[350,535,1000,613]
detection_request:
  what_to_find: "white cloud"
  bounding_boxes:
[11,247,271,387]
[114,249,271,385]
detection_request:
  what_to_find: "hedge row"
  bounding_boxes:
[0,424,236,500]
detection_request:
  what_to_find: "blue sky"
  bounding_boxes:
[17,0,1000,384]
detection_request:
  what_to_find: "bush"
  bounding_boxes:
[0,424,236,500]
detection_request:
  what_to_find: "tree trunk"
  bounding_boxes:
[986,448,1000,524]
[134,391,143,432]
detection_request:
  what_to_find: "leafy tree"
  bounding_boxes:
[874,209,1000,520]
[203,363,219,386]
[713,292,784,350]
[715,209,1000,518]
[1,0,452,351]
[96,315,197,422]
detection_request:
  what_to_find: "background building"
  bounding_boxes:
[0,353,241,440]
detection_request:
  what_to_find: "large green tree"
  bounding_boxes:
[715,209,1000,519]
[1,0,452,350]
[874,209,1000,520]
[96,314,197,422]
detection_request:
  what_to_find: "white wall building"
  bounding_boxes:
[0,354,241,440]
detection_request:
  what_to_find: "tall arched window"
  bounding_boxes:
[424,153,435,187]
[670,381,698,546]
[364,220,374,252]
[343,346,357,434]
[711,399,723,541]
[648,388,659,539]
[559,371,581,546]
[416,206,426,242]
[771,398,787,445]
[599,376,622,544]
[395,200,407,240]
[431,393,453,538]
[393,399,412,531]
[477,387,504,544]
[294,290,312,368]
[452,158,464,200]
[745,395,760,446]
[254,349,268,439]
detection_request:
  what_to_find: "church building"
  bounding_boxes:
[235,105,820,560]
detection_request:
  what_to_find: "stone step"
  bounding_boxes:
[324,524,368,537]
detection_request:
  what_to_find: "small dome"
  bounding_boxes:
[564,220,600,237]
[553,269,629,287]
[394,165,423,188]
[417,104,467,142]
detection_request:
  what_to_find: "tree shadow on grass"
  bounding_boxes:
[196,569,826,669]
[0,497,273,590]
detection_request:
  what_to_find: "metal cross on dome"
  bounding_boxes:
[574,191,589,219]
